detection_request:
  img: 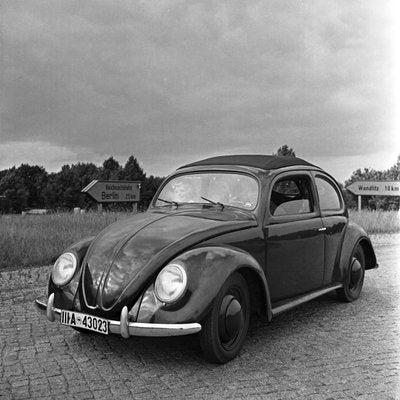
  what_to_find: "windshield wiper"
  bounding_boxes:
[201,196,225,210]
[158,198,179,207]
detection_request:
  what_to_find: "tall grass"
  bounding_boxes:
[348,209,400,234]
[0,212,131,269]
[0,209,398,270]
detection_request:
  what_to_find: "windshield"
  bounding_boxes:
[155,172,259,210]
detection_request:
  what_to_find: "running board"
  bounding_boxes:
[271,283,343,317]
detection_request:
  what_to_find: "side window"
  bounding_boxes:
[270,176,314,216]
[315,177,342,211]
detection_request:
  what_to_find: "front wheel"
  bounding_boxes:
[199,272,250,363]
[337,244,365,302]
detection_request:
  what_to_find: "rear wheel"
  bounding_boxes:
[199,272,250,363]
[337,245,365,302]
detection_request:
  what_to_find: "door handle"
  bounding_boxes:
[318,227,327,231]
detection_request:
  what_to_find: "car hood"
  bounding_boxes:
[81,208,257,312]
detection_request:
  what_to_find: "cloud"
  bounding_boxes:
[0,140,80,171]
[1,0,397,180]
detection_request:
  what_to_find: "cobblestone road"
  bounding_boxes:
[1,234,399,399]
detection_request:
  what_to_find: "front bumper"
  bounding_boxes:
[35,294,201,338]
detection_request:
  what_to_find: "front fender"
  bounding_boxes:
[136,246,271,324]
[48,236,95,309]
[335,222,378,283]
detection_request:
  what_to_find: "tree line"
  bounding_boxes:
[0,155,164,213]
[0,149,399,213]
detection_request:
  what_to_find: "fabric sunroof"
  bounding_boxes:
[179,155,317,171]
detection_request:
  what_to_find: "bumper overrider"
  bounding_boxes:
[35,293,201,338]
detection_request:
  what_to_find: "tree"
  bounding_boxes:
[387,155,400,180]
[141,175,165,208]
[100,157,122,180]
[17,164,48,208]
[0,169,7,182]
[0,168,29,212]
[0,165,48,212]
[122,155,146,182]
[43,163,101,210]
[274,145,296,157]
[43,165,75,210]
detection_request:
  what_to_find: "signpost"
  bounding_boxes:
[346,181,400,210]
[82,180,141,211]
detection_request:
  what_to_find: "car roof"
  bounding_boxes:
[179,155,317,171]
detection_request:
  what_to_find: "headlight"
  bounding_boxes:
[51,252,77,286]
[154,263,187,303]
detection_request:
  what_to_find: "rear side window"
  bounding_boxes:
[270,176,314,216]
[315,176,342,211]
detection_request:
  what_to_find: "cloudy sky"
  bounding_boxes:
[1,0,398,183]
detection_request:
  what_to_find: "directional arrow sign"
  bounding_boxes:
[82,180,141,203]
[346,181,400,196]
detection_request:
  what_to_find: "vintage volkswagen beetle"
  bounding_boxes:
[35,155,377,363]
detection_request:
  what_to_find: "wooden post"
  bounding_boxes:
[358,195,361,211]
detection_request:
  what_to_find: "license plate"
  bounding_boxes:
[61,310,109,334]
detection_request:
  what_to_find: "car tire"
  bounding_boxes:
[199,272,250,363]
[337,244,365,302]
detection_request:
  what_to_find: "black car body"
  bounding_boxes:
[35,155,377,363]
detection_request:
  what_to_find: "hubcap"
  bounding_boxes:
[219,294,244,344]
[350,258,362,288]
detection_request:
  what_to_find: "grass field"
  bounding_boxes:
[0,212,130,270]
[0,209,399,269]
[348,209,400,234]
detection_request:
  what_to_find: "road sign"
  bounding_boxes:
[82,180,141,203]
[346,181,400,197]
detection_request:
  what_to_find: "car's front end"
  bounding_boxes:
[35,168,264,342]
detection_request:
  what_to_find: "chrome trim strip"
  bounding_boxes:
[35,297,201,337]
[271,283,343,317]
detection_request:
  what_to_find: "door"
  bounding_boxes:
[313,173,348,284]
[264,172,325,302]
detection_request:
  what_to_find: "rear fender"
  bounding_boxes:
[335,222,377,283]
[136,246,272,324]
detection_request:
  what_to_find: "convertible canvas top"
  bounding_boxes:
[180,155,317,171]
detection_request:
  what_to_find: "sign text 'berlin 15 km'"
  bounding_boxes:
[346,181,400,197]
[82,180,141,203]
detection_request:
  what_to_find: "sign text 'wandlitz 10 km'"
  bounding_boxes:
[346,181,400,197]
